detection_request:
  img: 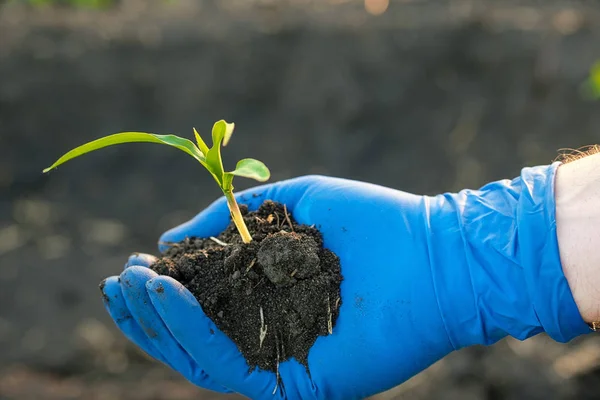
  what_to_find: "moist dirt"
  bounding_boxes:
[150,200,343,373]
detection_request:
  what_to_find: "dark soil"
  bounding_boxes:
[150,200,343,373]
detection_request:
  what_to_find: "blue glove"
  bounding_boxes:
[100,162,590,400]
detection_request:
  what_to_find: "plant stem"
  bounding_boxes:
[224,190,252,243]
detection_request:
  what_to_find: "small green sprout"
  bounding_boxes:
[43,120,270,243]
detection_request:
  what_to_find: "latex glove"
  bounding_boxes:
[100,162,590,400]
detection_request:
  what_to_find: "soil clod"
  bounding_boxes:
[258,231,320,286]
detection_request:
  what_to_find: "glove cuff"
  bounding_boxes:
[427,162,589,349]
[518,162,590,342]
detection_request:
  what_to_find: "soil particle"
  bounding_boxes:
[150,200,343,373]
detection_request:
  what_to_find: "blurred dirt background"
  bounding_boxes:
[2,0,600,399]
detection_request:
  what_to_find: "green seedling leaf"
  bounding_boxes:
[212,120,226,145]
[43,132,205,173]
[193,127,210,156]
[211,120,235,146]
[229,158,270,182]
[205,119,235,186]
[223,122,235,146]
[206,145,225,186]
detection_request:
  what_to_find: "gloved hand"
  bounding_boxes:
[100,163,590,400]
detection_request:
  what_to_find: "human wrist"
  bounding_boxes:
[555,151,600,324]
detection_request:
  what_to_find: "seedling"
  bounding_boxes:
[43,120,270,243]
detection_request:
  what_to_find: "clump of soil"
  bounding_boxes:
[149,200,343,373]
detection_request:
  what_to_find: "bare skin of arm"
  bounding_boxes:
[556,146,600,324]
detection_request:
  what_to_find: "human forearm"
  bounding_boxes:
[555,149,600,325]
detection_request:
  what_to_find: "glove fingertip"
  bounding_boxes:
[146,276,195,308]
[120,265,159,288]
[99,276,122,306]
[98,276,179,370]
[145,276,213,335]
[100,276,138,328]
[125,252,158,269]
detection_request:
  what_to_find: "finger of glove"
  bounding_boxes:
[146,275,282,400]
[120,266,230,393]
[158,176,316,253]
[99,276,174,368]
[124,252,158,269]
